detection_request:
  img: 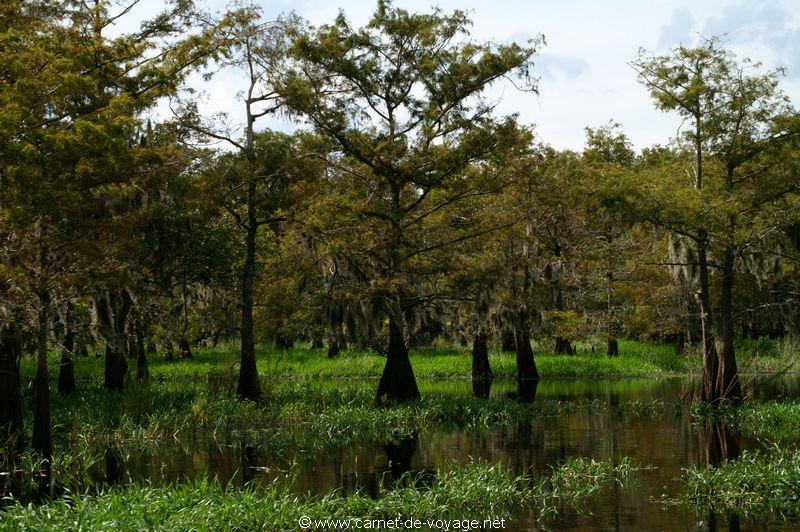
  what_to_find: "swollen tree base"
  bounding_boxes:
[104,345,127,392]
[471,332,493,398]
[375,319,420,404]
[607,338,619,358]
[56,352,76,394]
[0,327,23,438]
[514,325,539,381]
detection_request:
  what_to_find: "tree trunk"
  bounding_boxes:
[57,331,76,394]
[674,332,686,357]
[0,326,23,438]
[375,316,420,404]
[77,336,89,357]
[327,340,340,358]
[697,236,720,404]
[237,179,261,401]
[164,340,174,361]
[95,289,132,391]
[554,337,574,355]
[471,332,493,398]
[178,336,193,359]
[311,337,324,349]
[605,222,619,358]
[716,244,741,405]
[135,321,148,382]
[607,337,619,357]
[275,334,294,350]
[104,342,126,391]
[57,303,76,394]
[32,294,52,459]
[514,323,539,381]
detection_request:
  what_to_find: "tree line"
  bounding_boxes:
[2,0,800,462]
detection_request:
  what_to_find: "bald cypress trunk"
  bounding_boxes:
[514,323,539,381]
[32,292,52,459]
[178,337,193,359]
[237,129,261,400]
[327,340,340,358]
[375,315,420,404]
[135,319,148,382]
[57,332,76,394]
[0,326,23,438]
[471,332,493,398]
[95,289,132,391]
[607,338,619,357]
[697,236,719,404]
[717,244,741,404]
[57,303,76,394]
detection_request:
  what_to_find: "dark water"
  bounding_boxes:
[51,377,800,530]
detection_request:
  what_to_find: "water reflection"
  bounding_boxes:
[7,376,800,530]
[384,434,416,482]
[515,378,539,403]
[702,421,742,532]
[471,377,492,398]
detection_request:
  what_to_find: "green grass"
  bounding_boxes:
[737,401,800,441]
[20,337,799,385]
[671,449,800,518]
[10,378,665,463]
[0,458,640,531]
[19,339,691,384]
[1,375,665,500]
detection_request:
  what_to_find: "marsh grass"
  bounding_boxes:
[670,449,800,518]
[3,376,664,500]
[690,399,800,442]
[0,458,641,531]
[737,401,800,441]
[20,339,695,385]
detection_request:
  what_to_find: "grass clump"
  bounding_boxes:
[671,449,800,518]
[738,401,800,441]
[0,458,640,531]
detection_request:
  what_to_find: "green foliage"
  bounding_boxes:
[0,458,639,531]
[671,449,800,518]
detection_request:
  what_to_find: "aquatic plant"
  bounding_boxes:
[0,458,640,531]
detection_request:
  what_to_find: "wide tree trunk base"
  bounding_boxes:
[327,340,340,358]
[104,345,127,392]
[375,320,420,404]
[0,329,23,437]
[555,337,574,355]
[179,337,193,359]
[515,326,539,381]
[607,338,619,358]
[57,353,76,394]
[471,332,493,399]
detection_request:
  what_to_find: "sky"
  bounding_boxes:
[121,0,800,151]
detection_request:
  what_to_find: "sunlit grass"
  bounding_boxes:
[20,339,694,384]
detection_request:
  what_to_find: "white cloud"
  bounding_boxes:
[122,0,800,151]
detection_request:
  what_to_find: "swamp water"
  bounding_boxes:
[10,376,800,530]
